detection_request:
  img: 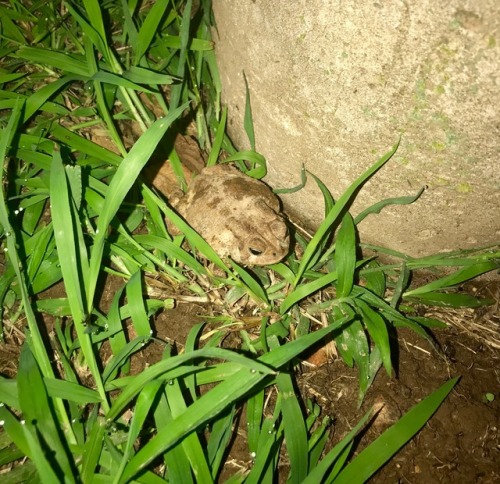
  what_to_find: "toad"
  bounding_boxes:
[174,164,289,266]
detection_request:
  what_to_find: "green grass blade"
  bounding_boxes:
[134,0,170,64]
[125,270,151,337]
[206,106,227,167]
[308,170,335,216]
[405,291,494,308]
[44,378,102,404]
[154,390,194,483]
[50,149,109,410]
[335,212,357,298]
[355,300,392,376]
[207,406,236,478]
[224,150,267,179]
[275,371,308,482]
[0,377,19,410]
[243,73,255,151]
[0,101,73,429]
[87,102,189,308]
[302,408,373,484]
[246,416,283,484]
[280,271,338,314]
[17,344,76,479]
[246,390,265,453]
[23,75,78,123]
[50,123,122,165]
[334,377,459,483]
[81,414,106,482]
[15,46,90,76]
[119,322,346,481]
[114,380,163,483]
[230,261,269,305]
[354,186,425,225]
[165,379,214,483]
[404,261,499,296]
[293,141,400,285]
[169,0,192,110]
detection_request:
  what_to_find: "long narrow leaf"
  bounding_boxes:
[294,141,400,285]
[87,102,189,308]
[334,377,459,483]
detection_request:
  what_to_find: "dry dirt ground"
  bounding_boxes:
[1,273,498,483]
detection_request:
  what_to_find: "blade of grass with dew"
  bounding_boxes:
[113,380,164,484]
[154,391,194,483]
[0,377,19,410]
[87,102,188,309]
[335,212,357,298]
[247,389,265,453]
[275,369,309,482]
[86,37,127,157]
[207,406,236,479]
[165,378,214,483]
[246,416,284,484]
[0,405,61,482]
[334,377,459,483]
[119,319,350,480]
[50,149,109,411]
[102,336,152,386]
[354,186,425,224]
[107,346,276,421]
[17,344,76,478]
[0,101,74,436]
[294,140,400,286]
[0,405,30,458]
[78,0,112,60]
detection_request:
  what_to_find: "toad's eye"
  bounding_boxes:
[249,247,263,256]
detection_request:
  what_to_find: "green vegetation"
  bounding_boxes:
[0,1,498,482]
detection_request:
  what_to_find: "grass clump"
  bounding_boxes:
[0,1,498,482]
